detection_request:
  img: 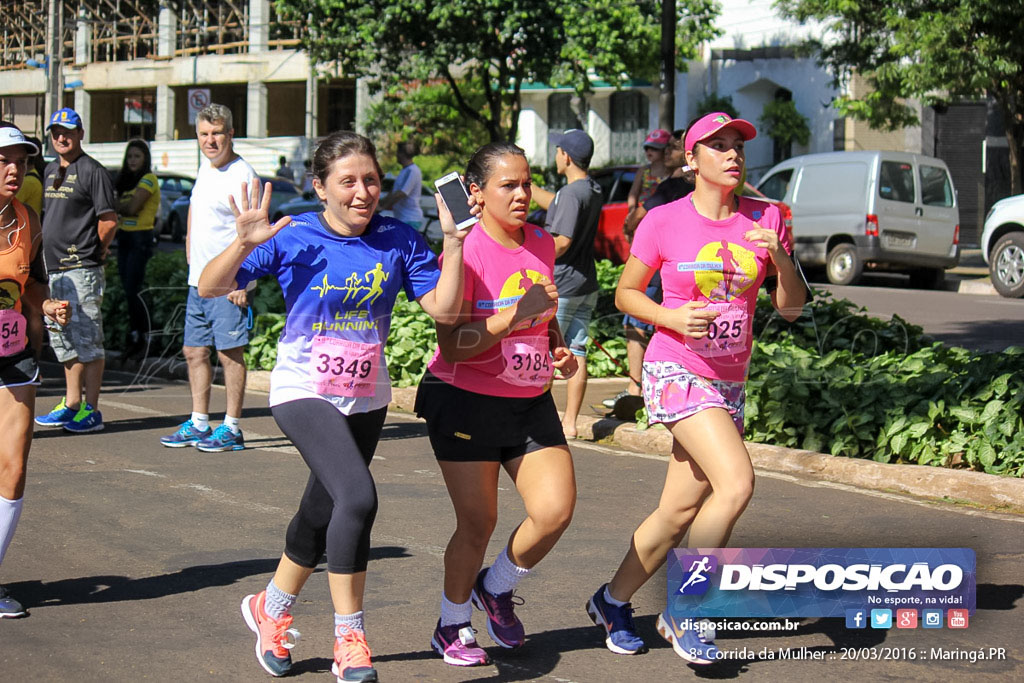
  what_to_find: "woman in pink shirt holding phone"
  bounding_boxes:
[415,142,578,667]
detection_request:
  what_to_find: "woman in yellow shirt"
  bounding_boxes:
[13,136,44,217]
[115,139,160,357]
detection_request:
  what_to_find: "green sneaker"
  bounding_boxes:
[63,403,104,433]
[34,397,78,427]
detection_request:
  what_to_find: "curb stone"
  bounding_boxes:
[389,386,1024,514]
[957,277,998,296]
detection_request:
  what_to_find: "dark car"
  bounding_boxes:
[155,172,194,236]
[164,176,301,242]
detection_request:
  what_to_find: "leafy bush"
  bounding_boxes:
[103,250,189,353]
[103,249,286,357]
[637,291,1023,477]
[745,342,1024,477]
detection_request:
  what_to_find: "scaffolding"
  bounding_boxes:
[0,1,303,69]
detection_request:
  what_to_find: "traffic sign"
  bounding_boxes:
[187,88,211,124]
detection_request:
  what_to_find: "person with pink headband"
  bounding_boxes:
[627,128,672,213]
[586,112,806,663]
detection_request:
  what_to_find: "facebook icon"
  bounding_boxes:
[845,609,867,629]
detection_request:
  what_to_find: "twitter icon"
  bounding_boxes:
[870,609,893,629]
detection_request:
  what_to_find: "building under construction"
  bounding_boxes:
[0,1,356,174]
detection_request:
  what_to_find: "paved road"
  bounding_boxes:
[2,369,1022,681]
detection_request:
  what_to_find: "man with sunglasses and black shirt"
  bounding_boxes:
[35,108,117,434]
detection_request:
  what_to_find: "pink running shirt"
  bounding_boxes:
[426,222,556,397]
[630,194,791,382]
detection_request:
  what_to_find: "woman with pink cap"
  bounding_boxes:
[586,112,806,662]
[627,129,672,212]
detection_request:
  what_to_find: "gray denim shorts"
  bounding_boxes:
[47,266,105,363]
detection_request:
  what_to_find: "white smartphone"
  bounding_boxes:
[434,172,476,230]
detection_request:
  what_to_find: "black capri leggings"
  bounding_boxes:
[271,399,388,574]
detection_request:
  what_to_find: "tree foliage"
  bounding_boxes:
[759,99,811,147]
[364,79,490,168]
[696,93,740,119]
[775,0,1024,193]
[276,0,720,143]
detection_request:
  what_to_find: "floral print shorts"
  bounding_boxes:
[641,360,746,434]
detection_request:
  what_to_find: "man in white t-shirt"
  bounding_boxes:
[160,103,257,452]
[377,140,424,230]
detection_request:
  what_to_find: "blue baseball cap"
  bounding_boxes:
[47,108,83,131]
[548,128,594,167]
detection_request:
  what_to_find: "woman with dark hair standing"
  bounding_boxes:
[586,112,805,663]
[415,142,578,667]
[114,139,160,357]
[200,131,469,682]
[0,122,69,617]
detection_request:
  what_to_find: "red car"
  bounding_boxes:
[588,166,793,264]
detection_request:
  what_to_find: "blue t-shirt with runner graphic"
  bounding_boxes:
[235,211,440,413]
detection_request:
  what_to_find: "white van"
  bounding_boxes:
[756,151,960,287]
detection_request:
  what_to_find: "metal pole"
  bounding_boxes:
[659,0,676,131]
[46,0,64,129]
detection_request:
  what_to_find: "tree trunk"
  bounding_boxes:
[997,92,1023,196]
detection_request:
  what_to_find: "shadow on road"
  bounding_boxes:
[7,548,411,611]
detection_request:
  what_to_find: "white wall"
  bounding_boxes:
[710,0,825,49]
[83,136,308,178]
[717,59,839,178]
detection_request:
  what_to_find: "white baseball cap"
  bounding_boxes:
[0,125,40,155]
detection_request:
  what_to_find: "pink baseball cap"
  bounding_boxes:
[684,112,756,152]
[643,129,672,149]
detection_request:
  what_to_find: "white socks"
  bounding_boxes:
[0,495,24,566]
[335,610,365,636]
[440,593,472,627]
[223,415,241,435]
[263,579,296,619]
[191,412,209,431]
[483,547,530,596]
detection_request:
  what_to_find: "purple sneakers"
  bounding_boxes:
[470,568,525,648]
[430,621,491,666]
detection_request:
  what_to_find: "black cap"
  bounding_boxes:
[548,128,594,167]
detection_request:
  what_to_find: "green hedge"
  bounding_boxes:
[103,253,1024,476]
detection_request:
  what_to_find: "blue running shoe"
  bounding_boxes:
[160,419,213,448]
[0,585,27,618]
[586,584,647,655]
[63,403,104,433]
[34,398,77,427]
[196,424,245,452]
[656,612,720,664]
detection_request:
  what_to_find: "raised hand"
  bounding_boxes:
[435,180,479,242]
[229,181,292,248]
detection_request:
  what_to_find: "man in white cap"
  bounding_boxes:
[34,108,117,434]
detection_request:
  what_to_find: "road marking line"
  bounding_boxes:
[169,483,283,514]
[124,469,166,478]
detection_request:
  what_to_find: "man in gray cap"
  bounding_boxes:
[544,129,602,438]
